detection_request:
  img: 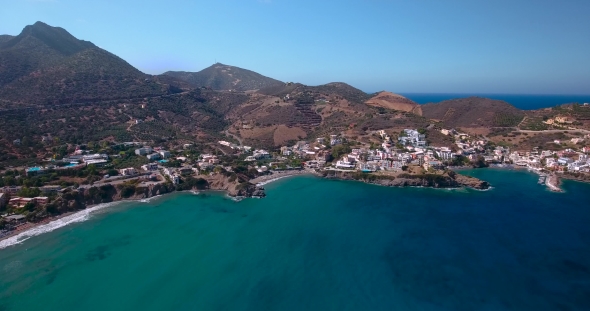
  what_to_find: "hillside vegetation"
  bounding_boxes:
[3,21,577,165]
[164,63,284,91]
[0,22,180,108]
[421,97,525,128]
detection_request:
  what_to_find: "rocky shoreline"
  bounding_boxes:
[1,170,488,245]
[321,170,490,190]
[0,176,266,244]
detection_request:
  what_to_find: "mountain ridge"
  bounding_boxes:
[164,63,284,91]
[0,21,541,158]
[0,21,177,107]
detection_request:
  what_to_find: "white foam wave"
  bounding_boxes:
[139,195,162,203]
[255,175,292,187]
[0,201,120,250]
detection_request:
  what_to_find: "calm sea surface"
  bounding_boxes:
[400,93,590,110]
[1,169,590,310]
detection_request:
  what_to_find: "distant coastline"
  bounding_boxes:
[399,93,590,110]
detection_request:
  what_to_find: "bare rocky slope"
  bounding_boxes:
[365,91,422,115]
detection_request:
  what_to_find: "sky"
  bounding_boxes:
[1,0,589,94]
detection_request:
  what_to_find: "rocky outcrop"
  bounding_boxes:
[451,173,490,190]
[47,183,177,214]
[201,174,266,198]
[235,184,266,198]
[34,174,267,222]
[321,170,490,190]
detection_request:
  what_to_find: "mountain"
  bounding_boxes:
[0,35,14,44]
[0,21,537,160]
[421,97,525,128]
[365,91,422,115]
[164,63,284,91]
[0,22,178,108]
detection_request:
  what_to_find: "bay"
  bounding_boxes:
[1,169,589,310]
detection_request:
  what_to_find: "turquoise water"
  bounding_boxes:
[1,169,590,310]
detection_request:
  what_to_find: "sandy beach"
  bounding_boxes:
[249,169,319,186]
[0,202,124,248]
[0,171,316,247]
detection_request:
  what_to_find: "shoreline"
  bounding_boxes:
[0,166,582,248]
[0,174,298,247]
[456,165,571,192]
[249,169,320,186]
[546,174,564,192]
[0,200,125,249]
[0,193,177,247]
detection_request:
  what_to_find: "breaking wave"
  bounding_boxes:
[0,201,121,250]
[255,175,292,187]
[139,195,162,203]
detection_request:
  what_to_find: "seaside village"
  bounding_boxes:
[2,128,590,234]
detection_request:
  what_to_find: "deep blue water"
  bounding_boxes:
[0,169,589,310]
[400,93,590,110]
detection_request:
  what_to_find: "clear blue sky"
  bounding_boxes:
[1,0,589,94]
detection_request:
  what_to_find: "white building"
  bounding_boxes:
[158,150,171,159]
[253,149,271,159]
[120,167,137,176]
[135,147,153,156]
[146,153,161,161]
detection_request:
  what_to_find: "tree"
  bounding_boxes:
[107,169,119,176]
[3,176,16,186]
[17,187,41,198]
[23,202,36,212]
[331,144,352,160]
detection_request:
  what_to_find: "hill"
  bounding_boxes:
[164,63,284,91]
[0,22,179,108]
[421,97,525,128]
[0,35,14,44]
[0,21,544,162]
[258,82,371,104]
[365,91,422,115]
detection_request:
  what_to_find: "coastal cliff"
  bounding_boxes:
[321,170,490,190]
[48,177,265,214]
[47,183,177,214]
[201,174,265,198]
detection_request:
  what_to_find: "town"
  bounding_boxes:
[1,126,590,236]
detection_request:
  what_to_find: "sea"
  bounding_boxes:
[1,169,590,310]
[399,93,590,110]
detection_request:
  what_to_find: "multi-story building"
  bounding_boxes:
[135,147,153,156]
